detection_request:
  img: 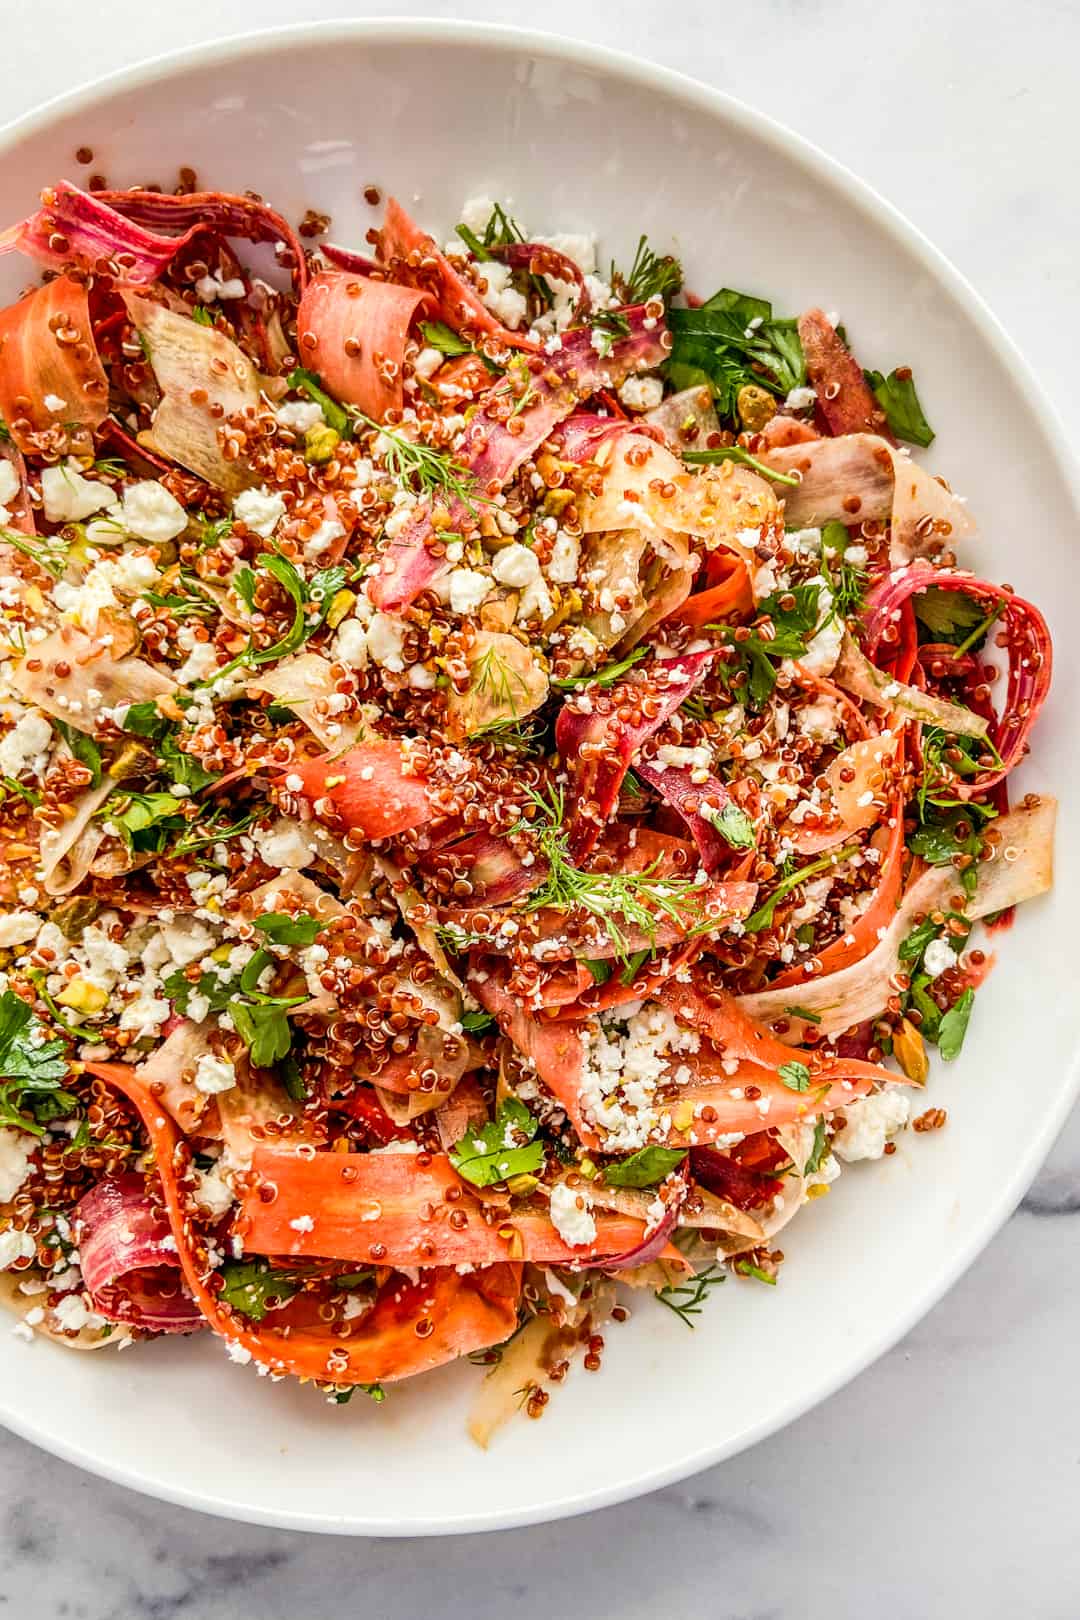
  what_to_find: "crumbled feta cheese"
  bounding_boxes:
[547,531,580,584]
[232,485,286,538]
[254,818,317,871]
[618,375,664,412]
[118,980,172,1039]
[412,346,444,380]
[275,399,325,434]
[0,463,18,507]
[40,460,115,523]
[797,700,839,743]
[367,612,406,672]
[549,1181,597,1248]
[174,639,221,686]
[52,559,120,631]
[52,1293,104,1333]
[0,711,52,779]
[121,480,188,542]
[194,1054,237,1095]
[334,616,369,668]
[113,551,160,592]
[195,273,246,302]
[289,1214,315,1233]
[923,937,958,979]
[833,1088,913,1163]
[0,1228,35,1270]
[459,195,498,235]
[785,385,818,410]
[0,1130,36,1202]
[491,543,537,590]
[0,912,41,947]
[447,568,493,616]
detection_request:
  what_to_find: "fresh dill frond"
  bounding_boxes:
[473,716,542,753]
[353,412,487,511]
[515,785,707,959]
[656,1262,726,1327]
[470,644,532,716]
[614,235,684,307]
[0,525,71,581]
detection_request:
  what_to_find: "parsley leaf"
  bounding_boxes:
[913,587,986,645]
[419,320,472,357]
[159,733,219,792]
[121,701,172,741]
[710,583,821,708]
[666,287,805,424]
[938,988,975,1061]
[218,1259,299,1322]
[287,367,353,438]
[55,720,102,787]
[459,1009,495,1035]
[106,791,189,854]
[778,1061,811,1092]
[253,912,325,948]
[863,367,935,448]
[230,1002,295,1069]
[448,1098,544,1189]
[602,1146,686,1188]
[0,990,75,1137]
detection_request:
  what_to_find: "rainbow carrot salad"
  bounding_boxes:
[0,175,1053,1438]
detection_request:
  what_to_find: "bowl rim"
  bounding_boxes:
[0,15,1077,1537]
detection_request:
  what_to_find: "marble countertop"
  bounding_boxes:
[1,0,1077,1612]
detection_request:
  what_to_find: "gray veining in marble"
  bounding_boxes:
[1,1,1078,1614]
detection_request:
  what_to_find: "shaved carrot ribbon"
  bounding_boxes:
[85,1063,520,1384]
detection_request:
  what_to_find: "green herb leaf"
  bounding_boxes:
[656,1261,725,1327]
[419,320,472,357]
[666,288,805,424]
[682,445,800,486]
[218,1259,299,1322]
[159,733,219,792]
[784,1004,822,1025]
[55,720,102,787]
[582,958,613,986]
[233,566,257,611]
[898,916,940,967]
[121,701,171,741]
[460,1009,495,1035]
[778,1061,811,1092]
[803,1117,829,1175]
[743,842,860,933]
[191,304,214,327]
[912,587,986,645]
[253,912,325,947]
[287,367,353,438]
[602,1146,687,1188]
[552,645,648,691]
[863,367,935,448]
[448,1098,544,1189]
[107,791,189,853]
[0,990,75,1137]
[613,236,684,307]
[230,1001,295,1069]
[937,988,974,1061]
[706,801,755,850]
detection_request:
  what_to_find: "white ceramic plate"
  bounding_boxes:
[0,20,1075,1536]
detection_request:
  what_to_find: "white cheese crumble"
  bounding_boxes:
[618,375,664,412]
[232,485,286,538]
[367,612,406,672]
[275,399,325,434]
[40,461,115,523]
[0,1228,35,1270]
[923,937,958,978]
[833,1089,913,1163]
[120,480,188,542]
[0,1130,36,1202]
[447,568,493,616]
[549,1181,597,1248]
[0,912,42,947]
[194,1054,237,1095]
[0,711,52,779]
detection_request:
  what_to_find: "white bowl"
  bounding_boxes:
[0,20,1075,1536]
